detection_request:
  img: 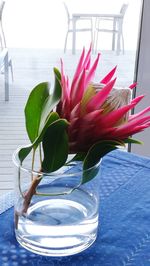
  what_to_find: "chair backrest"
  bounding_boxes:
[120,3,128,17]
[63,2,71,24]
[0,0,5,20]
[0,0,6,49]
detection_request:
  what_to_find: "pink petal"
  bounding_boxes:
[71,68,86,108]
[131,95,145,105]
[84,53,100,89]
[114,115,150,136]
[60,58,64,77]
[86,78,116,112]
[62,98,70,120]
[111,124,149,139]
[60,59,65,88]
[101,103,135,127]
[93,126,116,140]
[85,57,91,70]
[69,118,80,136]
[60,59,69,100]
[76,123,95,146]
[83,44,92,69]
[129,106,150,121]
[66,76,70,96]
[70,102,81,120]
[82,110,103,122]
[144,121,150,126]
[129,82,137,89]
[100,66,117,84]
[70,47,85,95]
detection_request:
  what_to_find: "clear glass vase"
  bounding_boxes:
[13,149,101,257]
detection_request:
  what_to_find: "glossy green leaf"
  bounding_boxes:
[18,112,60,163]
[18,145,33,164]
[20,68,62,164]
[42,119,69,172]
[82,140,124,184]
[54,67,61,80]
[25,82,50,143]
[39,68,62,133]
[66,152,86,165]
[124,137,143,145]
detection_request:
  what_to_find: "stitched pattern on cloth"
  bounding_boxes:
[122,233,150,266]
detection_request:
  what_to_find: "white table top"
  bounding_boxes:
[72,13,123,18]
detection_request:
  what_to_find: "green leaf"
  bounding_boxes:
[54,67,61,80]
[20,68,62,164]
[42,119,69,172]
[84,140,124,170]
[34,112,60,148]
[124,137,143,145]
[18,112,60,163]
[66,152,86,165]
[18,145,33,164]
[25,82,50,143]
[39,68,62,133]
[82,140,124,184]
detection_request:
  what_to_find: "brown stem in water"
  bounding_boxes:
[22,176,42,213]
[15,172,42,229]
[15,148,43,228]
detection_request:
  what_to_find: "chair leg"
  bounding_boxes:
[94,19,100,54]
[94,29,99,54]
[116,21,123,55]
[4,51,9,101]
[112,19,116,51]
[0,20,6,48]
[90,19,94,51]
[121,34,125,54]
[9,58,13,81]
[92,18,96,53]
[64,31,69,53]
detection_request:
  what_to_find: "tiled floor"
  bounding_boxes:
[0,48,136,195]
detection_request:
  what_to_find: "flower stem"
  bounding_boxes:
[31,148,36,180]
[15,175,42,229]
[15,169,43,229]
[22,175,42,213]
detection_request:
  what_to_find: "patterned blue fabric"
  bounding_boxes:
[1,150,150,266]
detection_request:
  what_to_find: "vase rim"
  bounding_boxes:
[12,147,101,177]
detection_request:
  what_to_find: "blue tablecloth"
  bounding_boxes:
[1,150,150,266]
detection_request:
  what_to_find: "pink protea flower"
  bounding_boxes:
[57,46,150,153]
[16,46,150,214]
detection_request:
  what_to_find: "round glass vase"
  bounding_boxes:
[13,150,101,257]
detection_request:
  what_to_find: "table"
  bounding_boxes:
[72,13,123,55]
[1,150,150,266]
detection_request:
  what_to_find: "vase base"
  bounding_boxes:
[16,234,97,256]
[15,193,98,256]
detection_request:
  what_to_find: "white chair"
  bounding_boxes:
[0,48,9,101]
[63,2,93,53]
[94,4,128,55]
[0,0,13,81]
